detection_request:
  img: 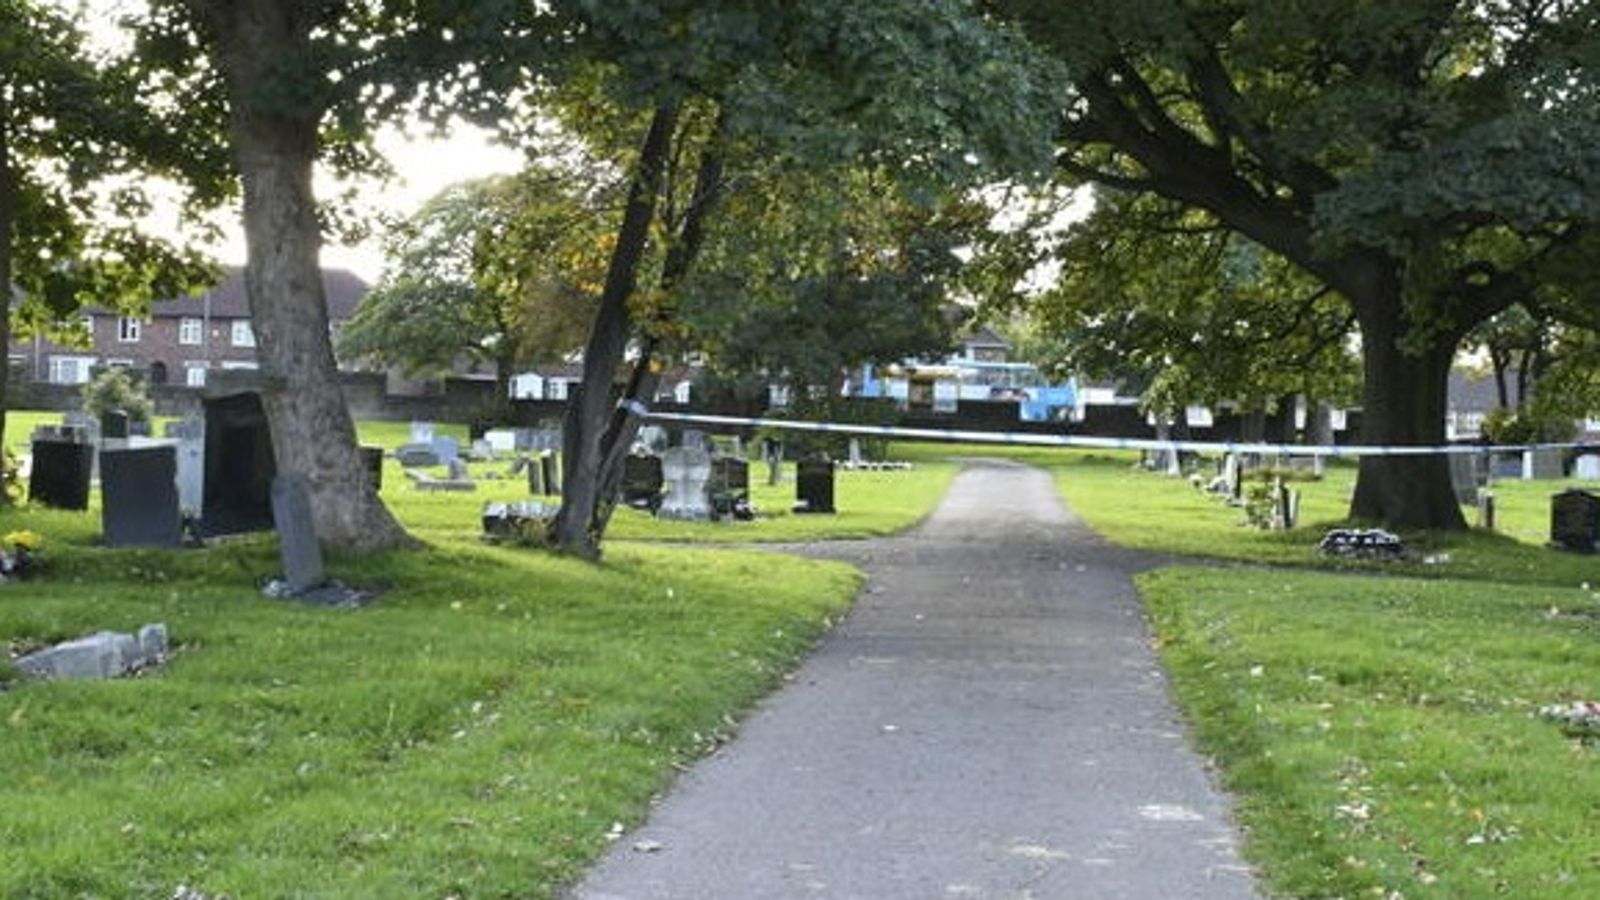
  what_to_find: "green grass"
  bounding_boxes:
[0,428,869,897]
[1142,567,1600,899]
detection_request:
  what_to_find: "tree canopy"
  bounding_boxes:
[990,0,1600,529]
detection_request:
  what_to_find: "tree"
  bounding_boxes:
[683,165,990,398]
[540,0,1059,557]
[0,0,212,483]
[337,171,612,404]
[991,0,1600,529]
[1022,194,1360,424]
[133,0,541,550]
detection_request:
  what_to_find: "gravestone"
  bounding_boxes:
[764,438,783,486]
[623,453,665,511]
[394,443,440,467]
[1221,453,1242,504]
[658,446,713,521]
[847,438,864,468]
[484,429,518,455]
[1550,489,1600,553]
[709,456,750,518]
[271,473,325,593]
[795,455,836,514]
[447,457,471,482]
[166,417,206,513]
[539,450,561,495]
[524,455,544,495]
[27,438,94,510]
[1476,488,1496,531]
[431,436,460,464]
[63,410,99,443]
[359,445,384,492]
[101,444,181,548]
[101,409,130,440]
[201,391,276,536]
[1449,451,1487,506]
[1524,448,1564,480]
[1576,454,1600,481]
[410,421,435,444]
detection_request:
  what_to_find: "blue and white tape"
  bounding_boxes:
[622,402,1595,458]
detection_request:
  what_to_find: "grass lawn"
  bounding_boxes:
[1,414,937,898]
[1142,567,1600,899]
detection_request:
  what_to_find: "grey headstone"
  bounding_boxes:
[431,436,460,464]
[848,438,864,466]
[539,450,561,495]
[137,623,169,659]
[1525,448,1564,480]
[409,421,435,444]
[1449,451,1486,506]
[659,446,713,521]
[395,443,441,467]
[101,444,182,548]
[1578,454,1600,480]
[447,457,471,481]
[271,473,325,594]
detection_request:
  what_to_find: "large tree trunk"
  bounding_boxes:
[550,101,679,558]
[1349,299,1466,530]
[0,104,13,474]
[212,1,413,552]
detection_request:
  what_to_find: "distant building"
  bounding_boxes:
[7,268,369,388]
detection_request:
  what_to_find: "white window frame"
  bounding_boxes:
[184,361,209,387]
[179,317,203,345]
[48,355,96,385]
[117,316,142,343]
[220,360,259,371]
[230,320,256,348]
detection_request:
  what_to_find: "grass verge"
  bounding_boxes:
[2,415,875,897]
[1142,566,1600,899]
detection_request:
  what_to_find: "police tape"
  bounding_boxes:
[622,402,1597,458]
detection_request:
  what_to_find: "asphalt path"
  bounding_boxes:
[570,458,1260,900]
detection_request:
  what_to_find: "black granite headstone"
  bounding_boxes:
[359,445,384,492]
[101,445,181,547]
[623,454,665,509]
[201,392,277,536]
[100,409,130,440]
[709,456,750,518]
[28,440,94,510]
[1551,489,1600,552]
[539,450,561,496]
[795,455,836,514]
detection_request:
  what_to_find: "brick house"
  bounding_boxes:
[8,268,369,388]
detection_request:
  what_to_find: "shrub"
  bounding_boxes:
[82,367,153,424]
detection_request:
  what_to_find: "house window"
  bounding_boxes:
[230,320,255,348]
[106,359,133,369]
[48,356,96,385]
[81,315,95,337]
[179,317,203,345]
[184,362,208,387]
[117,317,142,342]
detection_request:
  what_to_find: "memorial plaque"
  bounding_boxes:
[101,445,181,548]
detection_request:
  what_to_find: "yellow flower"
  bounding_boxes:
[4,530,40,552]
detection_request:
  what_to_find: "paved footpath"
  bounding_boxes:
[571,459,1260,900]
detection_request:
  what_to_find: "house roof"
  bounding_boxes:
[138,268,369,320]
[1448,370,1524,413]
[961,326,1011,349]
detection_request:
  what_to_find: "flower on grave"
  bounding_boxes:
[1538,701,1600,738]
[0,530,42,580]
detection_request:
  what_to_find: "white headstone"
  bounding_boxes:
[1577,454,1600,480]
[658,446,713,521]
[410,421,435,444]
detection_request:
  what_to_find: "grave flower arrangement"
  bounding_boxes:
[0,530,41,581]
[1539,700,1600,740]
